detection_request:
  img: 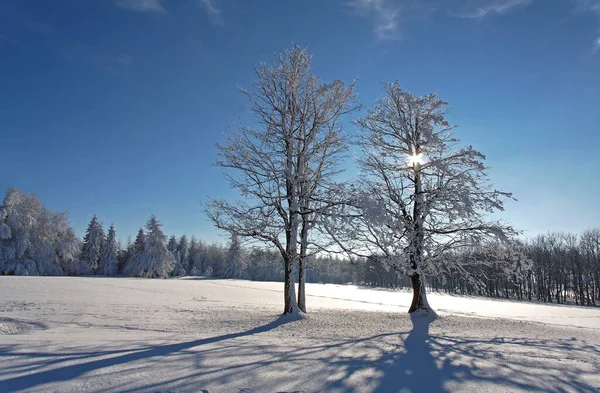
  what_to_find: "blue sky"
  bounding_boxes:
[1,0,599,243]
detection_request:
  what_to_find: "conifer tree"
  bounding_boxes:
[168,235,187,276]
[82,215,105,273]
[134,228,146,253]
[178,235,190,272]
[167,235,178,254]
[188,236,203,275]
[123,228,145,277]
[143,215,176,278]
[124,216,175,278]
[223,232,243,279]
[98,224,118,276]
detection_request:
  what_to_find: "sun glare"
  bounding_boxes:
[408,153,423,166]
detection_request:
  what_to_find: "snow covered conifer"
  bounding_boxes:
[122,228,145,277]
[167,235,178,254]
[124,216,175,278]
[82,215,105,273]
[134,228,146,253]
[178,235,190,271]
[168,235,187,276]
[98,224,118,276]
[222,232,243,279]
[143,215,176,278]
[118,236,132,273]
[188,236,204,275]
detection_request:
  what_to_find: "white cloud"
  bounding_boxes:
[349,0,600,54]
[116,0,165,13]
[198,0,223,25]
[574,0,600,52]
[348,0,401,40]
[455,0,534,19]
[575,0,600,14]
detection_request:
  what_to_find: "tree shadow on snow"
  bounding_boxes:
[372,313,449,392]
[0,314,300,392]
[1,312,599,393]
[324,313,600,393]
[357,314,599,393]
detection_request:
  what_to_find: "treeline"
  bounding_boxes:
[0,188,352,284]
[1,188,598,306]
[437,232,600,306]
[361,234,600,306]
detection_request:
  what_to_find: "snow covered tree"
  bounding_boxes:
[327,82,515,313]
[167,235,178,254]
[222,232,244,279]
[56,226,85,275]
[81,215,105,273]
[123,228,145,277]
[98,224,118,276]
[123,215,175,278]
[178,235,190,271]
[168,235,187,276]
[118,236,133,273]
[143,215,176,278]
[0,188,82,275]
[188,236,204,275]
[134,228,146,253]
[206,45,356,315]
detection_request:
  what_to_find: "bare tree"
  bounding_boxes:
[206,45,356,314]
[327,82,515,314]
[580,228,600,305]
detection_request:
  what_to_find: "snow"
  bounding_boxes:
[1,277,599,393]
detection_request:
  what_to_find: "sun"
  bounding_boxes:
[408,152,423,166]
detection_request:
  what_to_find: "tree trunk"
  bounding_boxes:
[298,257,306,312]
[408,272,431,313]
[297,214,309,313]
[283,255,298,314]
[407,157,432,315]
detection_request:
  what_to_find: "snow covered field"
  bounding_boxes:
[1,277,599,393]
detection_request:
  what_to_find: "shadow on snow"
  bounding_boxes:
[1,313,599,392]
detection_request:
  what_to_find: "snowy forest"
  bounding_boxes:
[1,187,599,307]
